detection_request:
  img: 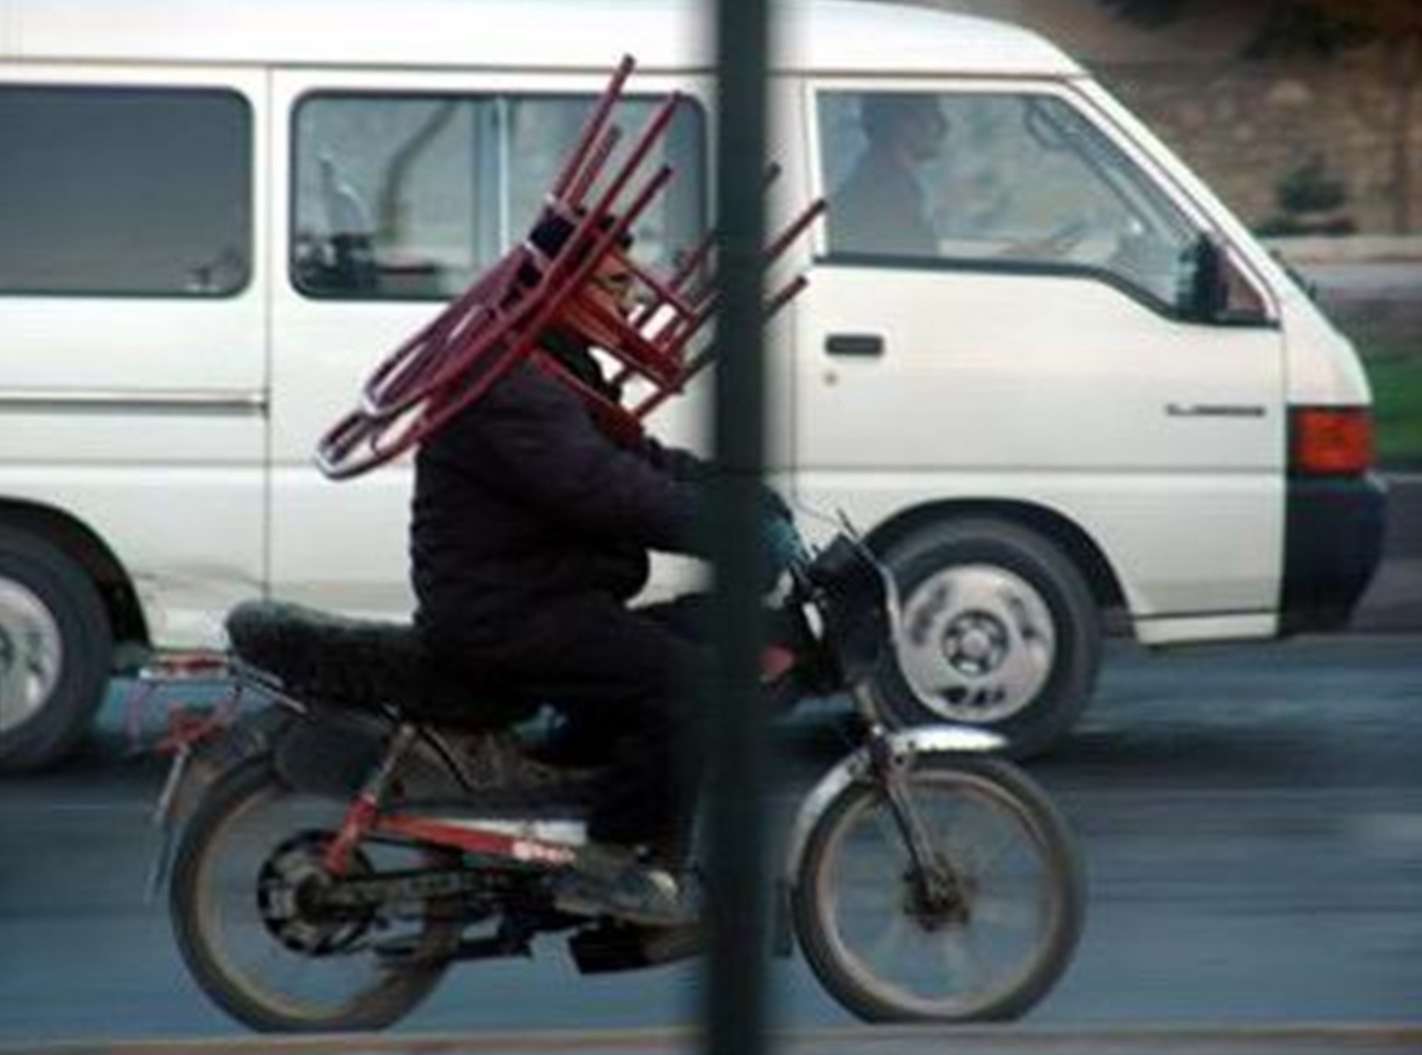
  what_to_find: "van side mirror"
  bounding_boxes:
[1269,248,1321,302]
[1187,234,1228,321]
[1185,234,1269,325]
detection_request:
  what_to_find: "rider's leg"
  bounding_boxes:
[450,593,708,921]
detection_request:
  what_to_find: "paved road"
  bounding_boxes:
[1,635,1419,1044]
[1352,473,1421,633]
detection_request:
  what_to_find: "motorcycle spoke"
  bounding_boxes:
[189,780,457,1023]
[866,911,910,971]
[827,827,901,923]
[971,888,1042,933]
[807,762,1072,1020]
[937,929,984,993]
[951,813,1023,876]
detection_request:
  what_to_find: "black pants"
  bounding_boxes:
[438,593,713,861]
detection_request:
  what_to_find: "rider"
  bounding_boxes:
[410,211,800,926]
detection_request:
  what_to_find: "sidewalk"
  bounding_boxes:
[12,1024,1422,1055]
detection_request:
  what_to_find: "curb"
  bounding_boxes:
[9,1023,1422,1055]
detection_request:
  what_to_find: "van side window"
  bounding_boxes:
[818,90,1200,312]
[0,86,251,297]
[291,93,707,299]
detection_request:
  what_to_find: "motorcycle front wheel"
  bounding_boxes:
[169,756,462,1032]
[792,754,1083,1022]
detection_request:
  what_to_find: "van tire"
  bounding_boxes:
[0,527,113,773]
[870,518,1099,759]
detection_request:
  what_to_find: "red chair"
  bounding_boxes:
[315,55,825,479]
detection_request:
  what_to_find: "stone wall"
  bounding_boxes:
[1095,47,1420,235]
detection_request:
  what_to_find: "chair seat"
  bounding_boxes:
[225,599,537,729]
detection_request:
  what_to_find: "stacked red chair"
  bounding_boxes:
[315,54,825,479]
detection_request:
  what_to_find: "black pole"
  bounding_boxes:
[706,0,771,1054]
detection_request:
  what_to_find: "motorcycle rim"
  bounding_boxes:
[170,757,462,1032]
[792,755,1083,1022]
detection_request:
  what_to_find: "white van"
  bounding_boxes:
[0,0,1385,768]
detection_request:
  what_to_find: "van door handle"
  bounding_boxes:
[825,333,884,357]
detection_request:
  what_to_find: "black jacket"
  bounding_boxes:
[410,334,711,649]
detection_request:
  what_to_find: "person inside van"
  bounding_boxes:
[829,92,948,258]
[829,94,1089,264]
[410,212,801,926]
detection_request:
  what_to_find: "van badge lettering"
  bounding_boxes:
[1166,403,1266,418]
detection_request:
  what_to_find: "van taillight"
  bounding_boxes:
[1290,406,1374,476]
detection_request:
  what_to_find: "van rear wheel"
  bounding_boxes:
[0,527,112,772]
[870,519,1100,759]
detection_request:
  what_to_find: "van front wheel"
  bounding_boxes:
[870,519,1100,759]
[0,527,112,772]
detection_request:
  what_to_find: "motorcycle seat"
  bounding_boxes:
[225,599,538,730]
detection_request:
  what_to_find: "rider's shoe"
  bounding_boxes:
[552,844,699,927]
[522,715,617,769]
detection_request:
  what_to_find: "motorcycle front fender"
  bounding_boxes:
[780,724,1006,888]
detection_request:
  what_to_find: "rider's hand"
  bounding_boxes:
[759,482,792,524]
[761,510,804,582]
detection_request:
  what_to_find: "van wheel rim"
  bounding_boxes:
[0,579,64,735]
[897,564,1054,724]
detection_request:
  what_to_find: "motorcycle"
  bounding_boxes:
[156,528,1084,1032]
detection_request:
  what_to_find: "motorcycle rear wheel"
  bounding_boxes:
[170,756,462,1032]
[792,754,1083,1022]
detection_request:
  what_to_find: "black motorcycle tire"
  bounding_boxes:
[170,756,462,1032]
[792,754,1084,1023]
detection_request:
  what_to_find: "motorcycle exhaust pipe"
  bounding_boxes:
[568,921,703,974]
